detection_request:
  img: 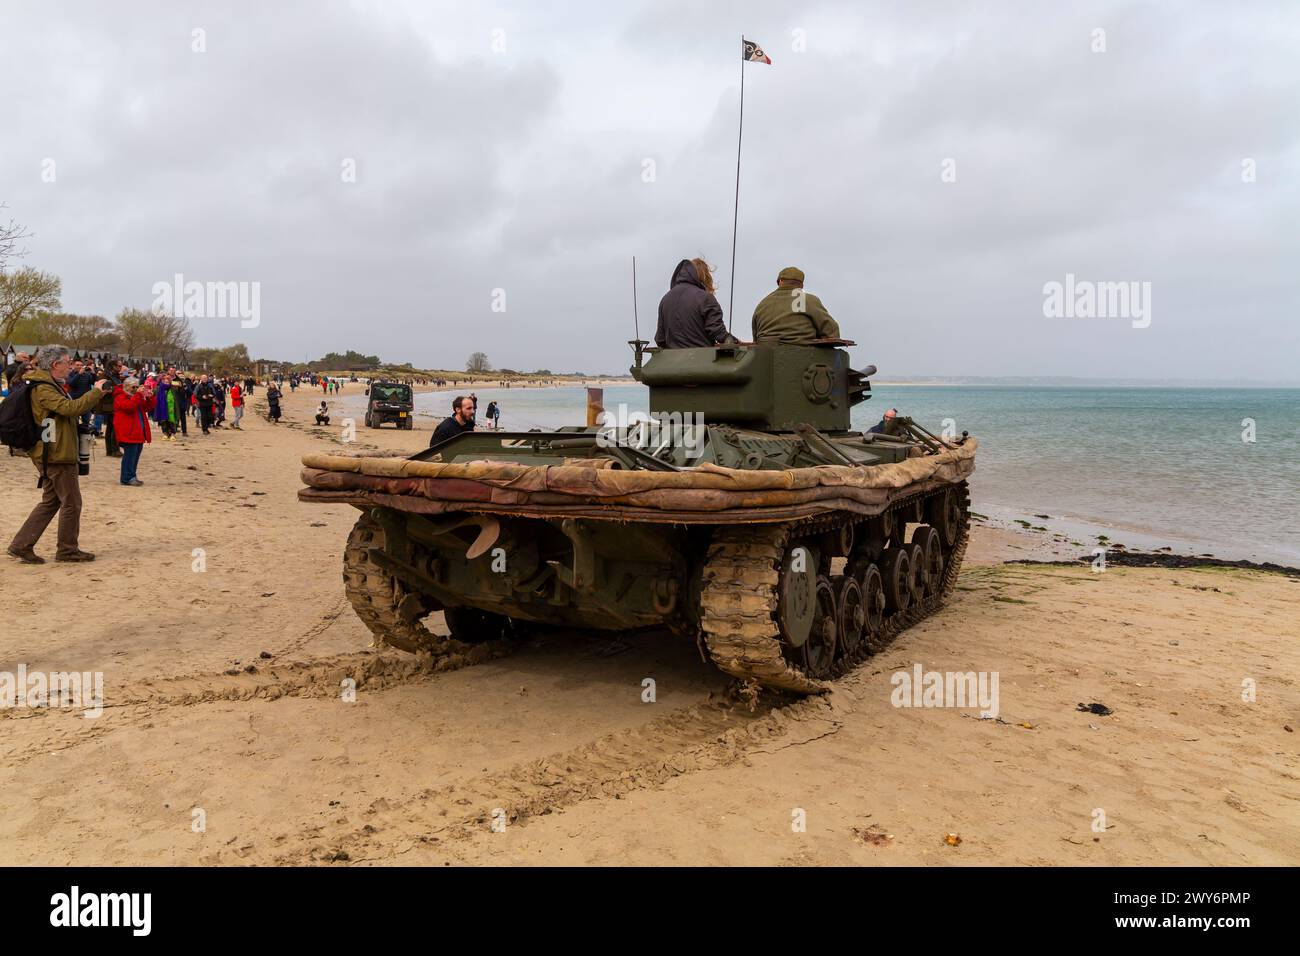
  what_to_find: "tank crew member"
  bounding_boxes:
[751,266,840,344]
[655,258,733,349]
[868,408,902,435]
[429,395,476,447]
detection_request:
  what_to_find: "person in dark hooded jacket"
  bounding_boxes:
[655,258,731,349]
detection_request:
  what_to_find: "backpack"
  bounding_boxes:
[0,379,62,485]
[0,378,50,452]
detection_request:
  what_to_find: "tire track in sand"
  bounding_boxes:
[231,685,861,865]
[0,640,513,765]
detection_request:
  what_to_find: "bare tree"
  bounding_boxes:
[0,268,62,342]
[0,202,33,274]
[466,351,491,373]
[113,307,194,361]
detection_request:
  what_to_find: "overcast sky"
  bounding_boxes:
[2,0,1297,378]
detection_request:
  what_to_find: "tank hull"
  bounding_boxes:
[308,445,973,693]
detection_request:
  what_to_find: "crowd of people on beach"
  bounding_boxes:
[3,348,518,563]
[0,345,339,563]
[284,372,343,395]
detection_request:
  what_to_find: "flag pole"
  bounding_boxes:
[728,35,745,333]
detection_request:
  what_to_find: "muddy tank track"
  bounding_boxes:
[344,512,516,669]
[700,482,971,694]
[344,513,444,652]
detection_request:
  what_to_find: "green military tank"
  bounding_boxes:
[299,339,976,693]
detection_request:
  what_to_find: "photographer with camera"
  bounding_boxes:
[4,345,111,564]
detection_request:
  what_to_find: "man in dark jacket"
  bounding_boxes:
[655,259,731,349]
[868,408,902,435]
[66,360,94,398]
[429,395,475,448]
[98,360,125,456]
[212,379,226,427]
[194,375,216,434]
[67,360,96,431]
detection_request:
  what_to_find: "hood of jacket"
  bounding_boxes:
[670,258,703,290]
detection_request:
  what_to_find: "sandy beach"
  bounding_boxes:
[1,381,1296,866]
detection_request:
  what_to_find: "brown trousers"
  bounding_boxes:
[10,462,83,556]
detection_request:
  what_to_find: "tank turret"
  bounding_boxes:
[629,340,871,433]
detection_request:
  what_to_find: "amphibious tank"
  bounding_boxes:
[298,339,976,693]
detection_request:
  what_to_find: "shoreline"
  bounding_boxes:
[1005,549,1300,578]
[969,502,1300,569]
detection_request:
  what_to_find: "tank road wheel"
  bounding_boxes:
[913,525,944,596]
[836,574,866,660]
[443,606,516,643]
[343,512,439,652]
[905,542,926,605]
[880,547,912,615]
[800,575,838,679]
[928,487,965,549]
[776,542,819,649]
[860,563,886,638]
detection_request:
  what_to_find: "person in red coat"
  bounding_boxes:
[113,377,154,486]
[230,381,244,429]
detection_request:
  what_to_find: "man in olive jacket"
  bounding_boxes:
[7,345,110,564]
[751,266,841,344]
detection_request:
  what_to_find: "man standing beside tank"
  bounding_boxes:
[751,266,841,344]
[655,258,734,349]
[429,395,476,448]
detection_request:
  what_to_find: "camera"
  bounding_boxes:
[76,423,92,476]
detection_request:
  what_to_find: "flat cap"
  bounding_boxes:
[777,266,805,283]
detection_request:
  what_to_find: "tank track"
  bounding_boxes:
[700,482,971,694]
[344,512,444,653]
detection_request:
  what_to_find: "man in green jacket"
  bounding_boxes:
[8,345,110,564]
[751,266,841,344]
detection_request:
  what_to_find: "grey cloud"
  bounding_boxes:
[1,0,1295,379]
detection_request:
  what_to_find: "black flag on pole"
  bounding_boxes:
[742,39,771,64]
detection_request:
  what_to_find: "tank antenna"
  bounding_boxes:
[632,255,640,341]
